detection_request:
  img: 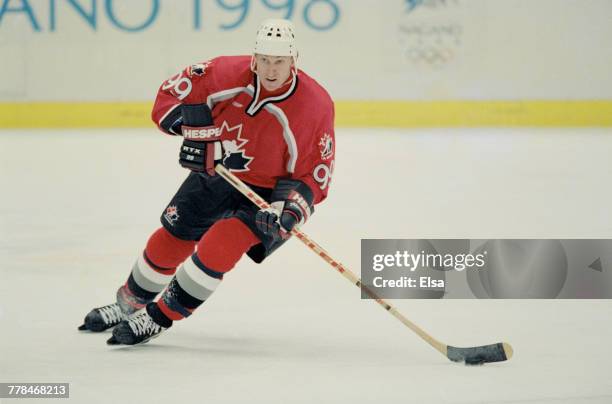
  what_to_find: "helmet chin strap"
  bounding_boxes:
[287,68,298,87]
[291,54,298,71]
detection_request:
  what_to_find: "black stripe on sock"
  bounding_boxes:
[147,303,173,328]
[191,253,224,280]
[167,278,205,309]
[127,274,159,300]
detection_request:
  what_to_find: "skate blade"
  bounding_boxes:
[106,336,121,345]
[78,323,113,332]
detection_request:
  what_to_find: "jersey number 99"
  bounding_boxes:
[162,73,193,100]
[313,161,334,190]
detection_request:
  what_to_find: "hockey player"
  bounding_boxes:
[78,19,335,346]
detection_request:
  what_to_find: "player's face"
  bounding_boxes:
[254,54,293,91]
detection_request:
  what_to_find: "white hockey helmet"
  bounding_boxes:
[253,19,298,59]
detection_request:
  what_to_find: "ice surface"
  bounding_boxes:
[1,128,612,403]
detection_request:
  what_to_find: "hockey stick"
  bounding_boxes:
[215,165,513,365]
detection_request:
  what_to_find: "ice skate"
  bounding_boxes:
[78,303,126,332]
[106,304,170,346]
[79,284,151,332]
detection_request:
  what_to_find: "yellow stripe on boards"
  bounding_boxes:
[334,100,612,127]
[0,102,153,128]
[1,101,611,128]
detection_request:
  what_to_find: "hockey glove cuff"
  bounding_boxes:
[255,179,315,241]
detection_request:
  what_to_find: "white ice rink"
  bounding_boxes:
[1,128,612,403]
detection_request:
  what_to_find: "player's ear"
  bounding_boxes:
[250,55,257,72]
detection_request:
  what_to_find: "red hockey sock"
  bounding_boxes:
[145,227,196,271]
[196,217,260,273]
[153,219,259,323]
[121,228,197,306]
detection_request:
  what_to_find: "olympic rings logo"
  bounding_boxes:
[403,46,455,66]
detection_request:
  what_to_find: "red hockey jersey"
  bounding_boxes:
[151,55,335,205]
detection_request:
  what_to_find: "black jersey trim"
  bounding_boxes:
[245,72,299,117]
[159,104,183,135]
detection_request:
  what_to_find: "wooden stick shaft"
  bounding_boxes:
[215,165,447,356]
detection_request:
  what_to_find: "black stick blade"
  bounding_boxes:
[447,342,513,365]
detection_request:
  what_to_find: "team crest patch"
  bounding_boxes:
[164,205,180,226]
[319,133,333,160]
[189,61,210,77]
[218,121,254,172]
